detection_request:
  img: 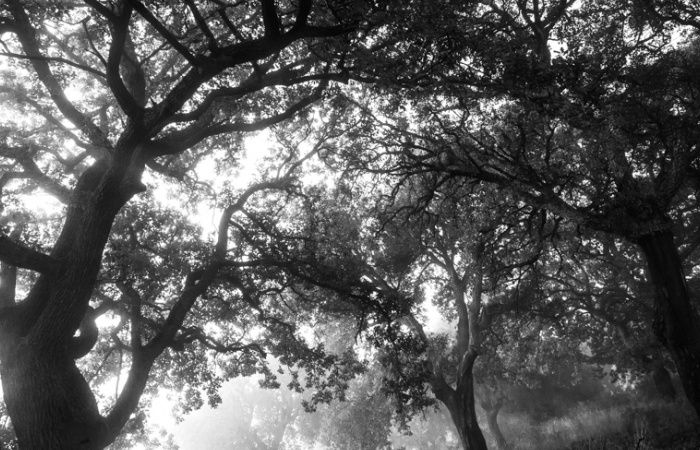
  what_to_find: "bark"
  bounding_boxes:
[0,150,146,448]
[432,350,488,450]
[0,345,108,449]
[636,230,700,417]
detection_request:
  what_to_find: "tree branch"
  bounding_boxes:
[0,52,107,79]
[0,235,59,274]
[147,82,326,158]
[163,59,312,124]
[126,0,199,66]
[104,3,145,118]
[292,0,313,32]
[261,0,281,37]
[0,16,19,35]
[173,327,266,355]
[6,0,111,148]
[0,263,17,308]
[184,0,219,47]
[82,0,118,21]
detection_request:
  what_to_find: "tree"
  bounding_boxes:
[298,173,547,449]
[0,1,377,447]
[531,229,679,402]
[394,183,539,450]
[301,364,394,450]
[333,0,700,418]
[473,304,593,449]
[175,371,303,450]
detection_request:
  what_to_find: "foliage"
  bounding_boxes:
[0,0,392,447]
[2,0,700,448]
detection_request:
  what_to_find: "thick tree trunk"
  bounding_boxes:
[0,156,147,449]
[433,350,488,450]
[637,231,700,417]
[0,344,107,449]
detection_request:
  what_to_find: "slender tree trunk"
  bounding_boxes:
[479,399,507,450]
[478,389,507,450]
[433,350,488,450]
[637,230,700,417]
[485,407,507,450]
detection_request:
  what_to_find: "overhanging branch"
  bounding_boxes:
[0,235,59,274]
[146,82,327,158]
[0,52,107,78]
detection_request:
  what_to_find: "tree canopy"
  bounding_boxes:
[1,1,700,449]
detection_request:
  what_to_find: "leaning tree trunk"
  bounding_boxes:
[637,230,700,418]
[433,350,488,450]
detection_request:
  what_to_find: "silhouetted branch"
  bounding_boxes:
[0,235,59,274]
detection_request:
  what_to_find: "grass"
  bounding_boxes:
[485,397,700,450]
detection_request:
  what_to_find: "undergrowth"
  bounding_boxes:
[485,397,700,450]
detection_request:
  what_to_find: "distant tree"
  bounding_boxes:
[174,372,303,450]
[388,182,541,450]
[389,406,461,450]
[301,364,394,450]
[293,175,547,450]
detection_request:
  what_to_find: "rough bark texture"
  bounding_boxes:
[0,347,107,449]
[637,230,700,417]
[0,150,144,448]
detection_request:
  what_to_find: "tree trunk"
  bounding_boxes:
[433,350,488,450]
[478,390,508,450]
[484,405,507,450]
[637,231,700,417]
[0,157,147,449]
[0,343,107,449]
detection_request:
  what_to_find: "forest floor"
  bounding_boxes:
[565,426,700,450]
[491,397,700,450]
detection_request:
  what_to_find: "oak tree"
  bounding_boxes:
[0,0,375,447]
[334,0,700,419]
